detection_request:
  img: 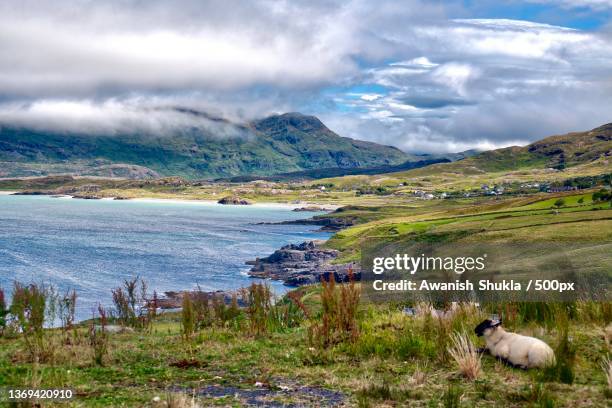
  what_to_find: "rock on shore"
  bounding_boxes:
[158,289,246,309]
[292,206,327,212]
[218,196,252,205]
[247,240,360,286]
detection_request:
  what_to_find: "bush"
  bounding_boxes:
[181,293,195,340]
[89,305,109,366]
[192,290,211,330]
[245,283,273,336]
[593,189,612,203]
[11,282,49,362]
[553,198,565,208]
[309,268,360,348]
[58,289,77,333]
[111,277,152,330]
[0,287,8,336]
[211,293,241,327]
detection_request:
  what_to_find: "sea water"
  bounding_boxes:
[0,195,330,321]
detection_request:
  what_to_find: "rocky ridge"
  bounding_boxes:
[246,240,359,286]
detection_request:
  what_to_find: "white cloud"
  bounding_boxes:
[0,20,356,97]
[431,63,480,96]
[0,99,251,138]
[0,0,610,154]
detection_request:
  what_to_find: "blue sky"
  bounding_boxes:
[0,0,611,153]
[458,0,610,30]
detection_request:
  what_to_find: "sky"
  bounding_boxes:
[0,0,611,153]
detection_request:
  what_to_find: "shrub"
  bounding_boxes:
[269,298,305,331]
[553,198,565,208]
[89,304,109,366]
[447,332,482,380]
[11,282,49,362]
[181,293,195,340]
[593,189,612,203]
[245,283,273,336]
[0,287,8,336]
[58,289,77,333]
[192,290,211,330]
[211,293,241,327]
[111,277,152,330]
[309,268,360,348]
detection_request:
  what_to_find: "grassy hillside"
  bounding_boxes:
[0,112,408,179]
[315,123,611,192]
[322,191,611,262]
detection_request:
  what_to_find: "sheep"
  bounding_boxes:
[474,318,555,369]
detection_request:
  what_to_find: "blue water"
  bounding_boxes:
[0,195,330,321]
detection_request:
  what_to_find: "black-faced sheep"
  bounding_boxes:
[474,318,555,369]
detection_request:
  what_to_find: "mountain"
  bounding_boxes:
[417,149,481,162]
[0,111,409,179]
[387,123,612,178]
[225,158,451,182]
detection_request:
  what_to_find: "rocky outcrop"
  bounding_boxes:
[158,289,246,309]
[218,196,252,205]
[292,206,327,212]
[247,240,360,286]
[271,216,355,232]
[72,194,101,200]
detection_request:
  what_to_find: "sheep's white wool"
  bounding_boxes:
[482,325,555,369]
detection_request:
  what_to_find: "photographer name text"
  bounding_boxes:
[372,279,575,293]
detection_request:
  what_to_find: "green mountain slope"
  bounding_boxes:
[391,122,612,178]
[0,111,409,179]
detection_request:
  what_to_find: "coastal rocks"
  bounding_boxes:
[72,194,101,200]
[247,240,360,286]
[12,190,48,195]
[218,196,251,205]
[160,289,246,309]
[275,216,355,232]
[292,206,327,212]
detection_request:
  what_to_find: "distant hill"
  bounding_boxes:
[0,111,409,179]
[387,123,612,178]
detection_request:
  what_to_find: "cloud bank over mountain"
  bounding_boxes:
[0,0,611,153]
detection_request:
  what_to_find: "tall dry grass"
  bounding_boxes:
[309,268,360,348]
[447,332,482,380]
[602,356,612,389]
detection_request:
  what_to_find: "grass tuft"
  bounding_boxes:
[447,332,482,380]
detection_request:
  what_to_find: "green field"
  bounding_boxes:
[0,286,610,407]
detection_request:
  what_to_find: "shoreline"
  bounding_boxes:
[3,190,340,210]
